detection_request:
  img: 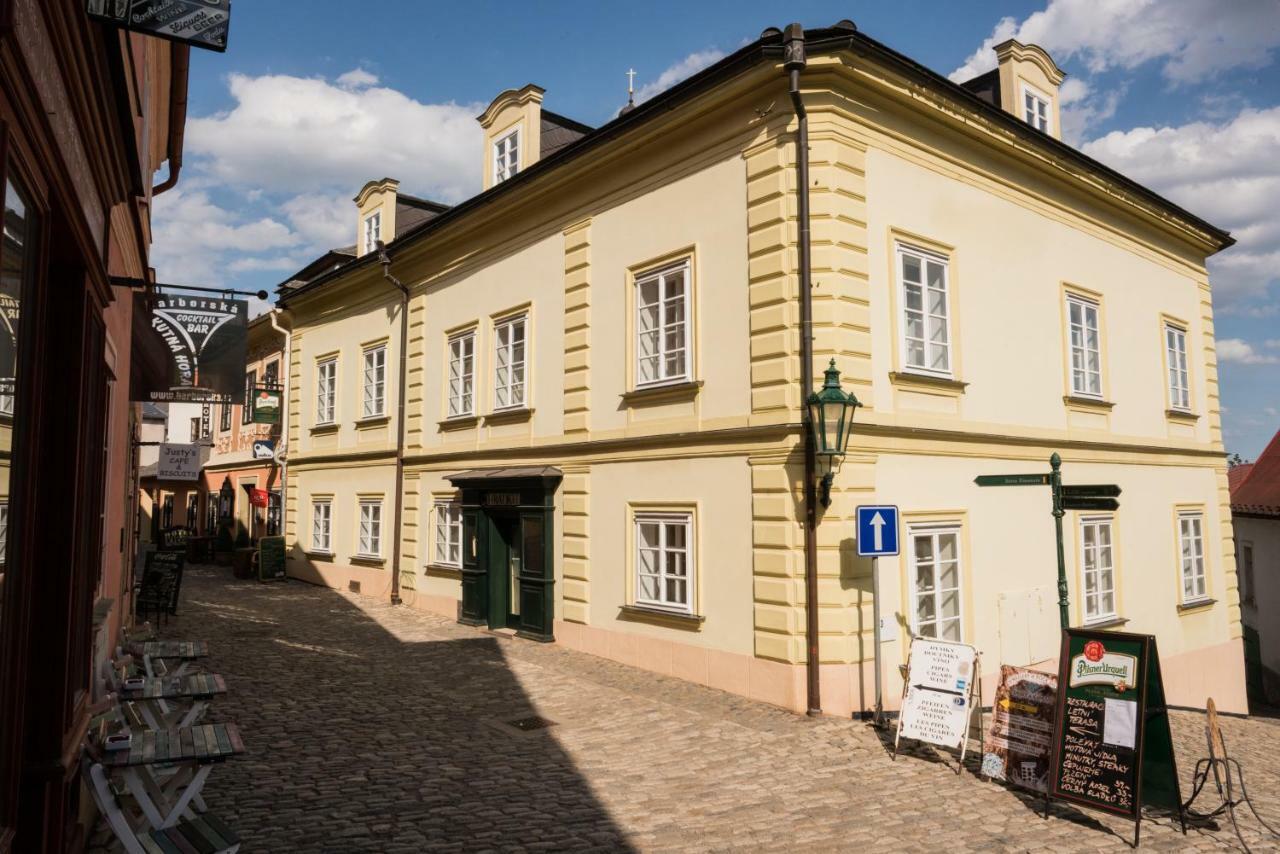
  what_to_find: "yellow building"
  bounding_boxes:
[277,23,1245,715]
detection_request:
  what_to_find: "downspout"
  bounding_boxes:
[268,308,291,539]
[153,43,190,196]
[783,23,822,717]
[378,241,408,606]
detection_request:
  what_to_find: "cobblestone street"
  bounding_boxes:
[160,567,1280,852]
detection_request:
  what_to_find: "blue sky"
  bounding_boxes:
[156,0,1280,458]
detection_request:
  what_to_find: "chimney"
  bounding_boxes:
[354,177,398,257]
[993,39,1066,139]
[477,84,544,191]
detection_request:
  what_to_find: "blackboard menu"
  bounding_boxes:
[148,549,184,577]
[258,535,286,582]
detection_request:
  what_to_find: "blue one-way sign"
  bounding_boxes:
[856,505,900,557]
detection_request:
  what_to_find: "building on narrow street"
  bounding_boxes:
[1230,429,1280,704]
[277,24,1246,716]
[0,0,195,848]
[137,401,206,540]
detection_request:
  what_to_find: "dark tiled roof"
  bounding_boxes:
[141,402,167,421]
[540,110,592,160]
[1231,430,1280,516]
[959,68,1000,108]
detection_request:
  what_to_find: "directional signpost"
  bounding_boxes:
[975,454,1121,628]
[857,505,900,727]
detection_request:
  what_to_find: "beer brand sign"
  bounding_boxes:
[86,0,231,52]
[131,294,247,404]
[1068,640,1137,689]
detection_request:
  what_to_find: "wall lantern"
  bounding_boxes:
[218,477,234,520]
[806,359,861,507]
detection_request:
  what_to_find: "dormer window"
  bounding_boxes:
[363,211,382,255]
[494,129,519,183]
[1022,83,1051,133]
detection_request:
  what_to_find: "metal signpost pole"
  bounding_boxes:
[872,555,883,728]
[1050,453,1069,629]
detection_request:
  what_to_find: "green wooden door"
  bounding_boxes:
[486,514,522,630]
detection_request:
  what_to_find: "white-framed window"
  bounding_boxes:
[1022,83,1051,133]
[493,128,519,183]
[634,511,693,614]
[362,344,386,418]
[363,211,382,255]
[433,500,462,567]
[0,501,8,565]
[1066,294,1102,398]
[358,498,382,557]
[909,526,963,641]
[897,245,952,376]
[1178,512,1207,603]
[1080,516,1117,623]
[311,499,332,553]
[447,331,475,418]
[635,260,691,387]
[493,315,526,410]
[1165,323,1191,412]
[315,357,337,424]
[1238,541,1254,604]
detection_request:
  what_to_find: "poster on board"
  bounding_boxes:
[981,665,1058,792]
[130,294,247,404]
[894,637,981,765]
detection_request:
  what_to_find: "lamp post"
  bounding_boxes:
[805,359,862,507]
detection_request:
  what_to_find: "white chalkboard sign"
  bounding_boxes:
[894,637,983,771]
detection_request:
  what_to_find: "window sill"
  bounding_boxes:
[305,549,334,562]
[1083,615,1129,630]
[1166,409,1199,422]
[889,371,968,394]
[618,604,704,630]
[310,422,339,435]
[355,414,391,429]
[351,554,385,566]
[438,414,479,432]
[1177,597,1215,614]
[1063,395,1115,412]
[425,563,462,579]
[483,407,534,426]
[621,380,703,406]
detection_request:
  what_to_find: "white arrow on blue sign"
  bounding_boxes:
[856,505,900,557]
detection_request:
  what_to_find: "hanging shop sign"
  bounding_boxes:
[251,387,281,424]
[157,443,201,481]
[86,0,231,53]
[248,488,269,508]
[1046,628,1185,847]
[130,294,247,404]
[251,439,275,460]
[893,637,982,770]
[981,665,1058,793]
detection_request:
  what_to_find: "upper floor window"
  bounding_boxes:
[315,357,337,425]
[362,344,386,418]
[433,500,462,567]
[1165,323,1191,411]
[1022,83,1051,133]
[1080,516,1116,623]
[635,260,691,387]
[493,315,526,410]
[494,129,519,183]
[1178,512,1207,604]
[1238,541,1254,604]
[635,511,694,614]
[908,525,963,641]
[897,245,951,376]
[220,402,231,432]
[1066,294,1102,398]
[264,359,279,386]
[189,417,201,440]
[242,369,257,424]
[447,331,475,418]
[363,211,382,255]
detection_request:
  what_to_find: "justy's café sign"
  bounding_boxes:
[131,294,248,404]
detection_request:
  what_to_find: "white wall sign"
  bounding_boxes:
[157,443,201,481]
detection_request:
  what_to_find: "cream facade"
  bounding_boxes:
[278,26,1246,715]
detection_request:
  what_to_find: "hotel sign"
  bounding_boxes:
[87,0,231,52]
[131,294,247,404]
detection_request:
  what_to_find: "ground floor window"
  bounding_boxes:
[433,500,462,567]
[634,512,693,614]
[311,499,332,552]
[205,495,218,534]
[1178,511,1207,603]
[908,525,962,641]
[358,498,382,557]
[186,493,199,528]
[161,494,174,529]
[1080,516,1117,622]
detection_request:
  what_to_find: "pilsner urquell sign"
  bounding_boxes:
[86,0,231,52]
[131,294,248,404]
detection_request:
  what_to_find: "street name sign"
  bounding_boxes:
[856,505,899,557]
[974,473,1050,486]
[1061,496,1120,511]
[1062,484,1122,498]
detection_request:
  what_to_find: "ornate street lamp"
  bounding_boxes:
[806,359,861,507]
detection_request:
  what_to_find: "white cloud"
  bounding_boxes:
[1217,338,1278,364]
[632,49,725,105]
[1082,107,1280,304]
[279,192,355,248]
[186,70,483,204]
[150,187,301,285]
[1057,78,1125,145]
[1267,340,1280,349]
[949,0,1280,85]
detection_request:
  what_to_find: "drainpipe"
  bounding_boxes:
[268,308,291,537]
[378,241,408,606]
[153,43,190,196]
[784,23,822,717]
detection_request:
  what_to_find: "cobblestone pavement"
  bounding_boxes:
[136,567,1280,852]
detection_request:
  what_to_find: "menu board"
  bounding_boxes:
[1048,628,1183,836]
[896,637,979,752]
[258,535,286,582]
[981,665,1058,793]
